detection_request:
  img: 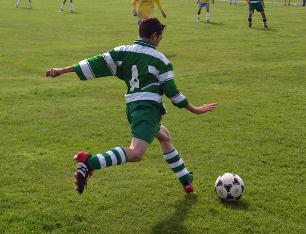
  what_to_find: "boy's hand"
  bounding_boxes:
[186,103,217,114]
[46,68,63,78]
[46,66,73,78]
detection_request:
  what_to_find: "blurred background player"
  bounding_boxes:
[60,0,73,13]
[247,0,268,28]
[132,0,167,24]
[196,0,211,22]
[16,0,32,9]
[229,0,237,5]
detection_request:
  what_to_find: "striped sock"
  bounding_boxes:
[88,147,127,170]
[163,149,191,185]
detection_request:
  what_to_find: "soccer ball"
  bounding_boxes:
[215,172,245,202]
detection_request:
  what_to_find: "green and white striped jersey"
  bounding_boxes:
[73,39,188,108]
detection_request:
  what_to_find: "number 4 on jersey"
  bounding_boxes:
[129,65,140,92]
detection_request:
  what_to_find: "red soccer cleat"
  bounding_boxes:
[183,182,194,193]
[182,173,194,193]
[74,151,93,194]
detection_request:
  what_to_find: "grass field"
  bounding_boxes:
[1,0,306,233]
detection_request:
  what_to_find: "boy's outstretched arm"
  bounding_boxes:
[185,103,217,114]
[46,52,114,80]
[46,66,74,78]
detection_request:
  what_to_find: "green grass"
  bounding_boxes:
[1,0,306,233]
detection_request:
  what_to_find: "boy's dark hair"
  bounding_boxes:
[139,17,166,39]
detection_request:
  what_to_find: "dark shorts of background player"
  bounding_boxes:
[249,2,264,12]
[126,100,166,144]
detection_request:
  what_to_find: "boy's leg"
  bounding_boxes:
[29,0,32,8]
[74,102,159,194]
[87,138,148,169]
[16,0,21,7]
[155,125,194,193]
[74,138,149,194]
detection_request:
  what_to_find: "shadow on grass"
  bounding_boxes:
[60,11,79,14]
[206,22,225,26]
[220,199,249,210]
[198,21,224,26]
[17,7,32,10]
[151,193,198,234]
[252,27,277,32]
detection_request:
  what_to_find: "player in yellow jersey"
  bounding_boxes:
[132,0,167,24]
[196,0,211,22]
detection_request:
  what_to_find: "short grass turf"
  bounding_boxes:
[0,0,305,233]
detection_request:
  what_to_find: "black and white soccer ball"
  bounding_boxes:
[215,172,245,202]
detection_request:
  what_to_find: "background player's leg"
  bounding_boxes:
[248,11,253,27]
[261,11,268,28]
[69,0,73,12]
[205,6,210,22]
[196,7,201,22]
[60,0,66,11]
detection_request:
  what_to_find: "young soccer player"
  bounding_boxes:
[60,0,73,12]
[46,17,217,195]
[196,0,211,22]
[132,0,167,24]
[16,0,32,9]
[247,0,268,28]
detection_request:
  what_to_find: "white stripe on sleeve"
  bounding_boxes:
[103,52,117,75]
[170,93,186,104]
[79,59,95,80]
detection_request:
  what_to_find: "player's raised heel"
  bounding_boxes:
[182,173,194,193]
[183,182,194,193]
[74,151,92,194]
